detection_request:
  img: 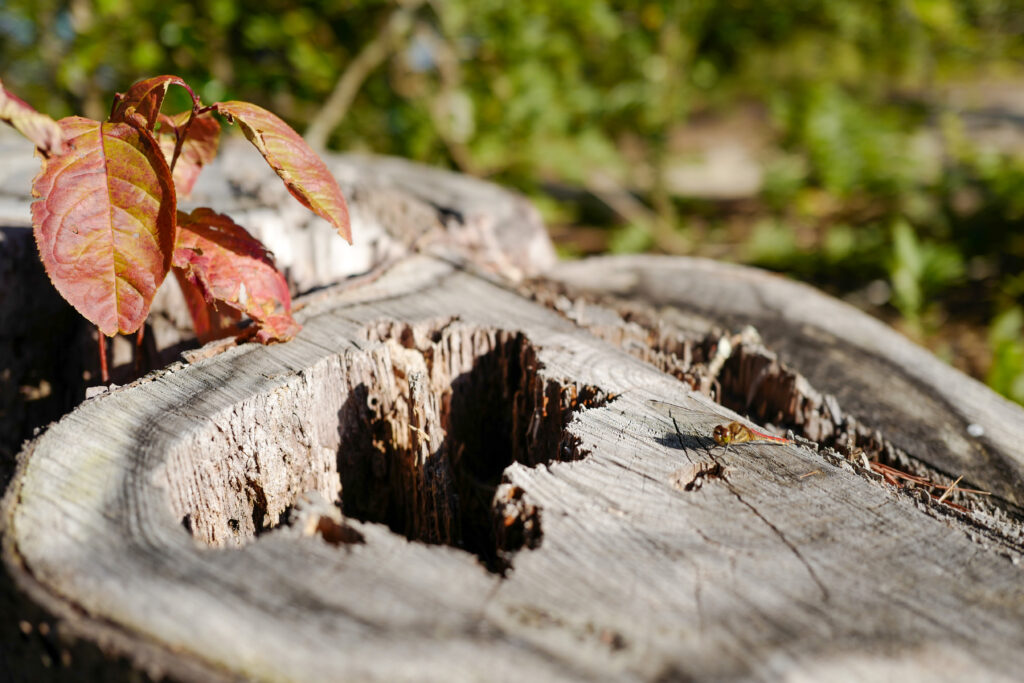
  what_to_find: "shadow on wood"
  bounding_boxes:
[3,254,1024,681]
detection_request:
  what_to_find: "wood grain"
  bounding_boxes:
[549,254,1024,510]
[5,254,1024,681]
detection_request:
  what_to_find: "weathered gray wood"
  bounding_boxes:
[0,125,555,680]
[0,127,554,473]
[4,254,1024,682]
[548,254,1024,511]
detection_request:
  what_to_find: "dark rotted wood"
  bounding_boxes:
[3,253,1024,682]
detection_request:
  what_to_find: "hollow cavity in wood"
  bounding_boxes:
[165,317,616,574]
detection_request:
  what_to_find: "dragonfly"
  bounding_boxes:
[648,398,791,453]
[713,421,791,447]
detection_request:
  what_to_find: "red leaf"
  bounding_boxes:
[110,75,193,131]
[173,268,242,343]
[214,101,351,242]
[248,313,302,344]
[157,111,221,197]
[31,117,177,336]
[173,208,300,343]
[0,78,64,156]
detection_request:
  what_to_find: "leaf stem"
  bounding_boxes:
[97,329,109,384]
[168,116,191,173]
[168,88,206,173]
[134,326,145,375]
[178,81,201,110]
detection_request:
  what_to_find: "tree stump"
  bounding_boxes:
[4,243,1024,680]
[3,127,1024,682]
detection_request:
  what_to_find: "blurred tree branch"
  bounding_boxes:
[305,0,424,150]
[424,21,477,175]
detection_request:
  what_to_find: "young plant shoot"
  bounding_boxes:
[1,75,352,381]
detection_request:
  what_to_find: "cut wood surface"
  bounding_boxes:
[547,255,1024,511]
[4,253,1024,682]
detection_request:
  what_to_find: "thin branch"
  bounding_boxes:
[585,170,691,253]
[421,23,478,174]
[585,171,659,228]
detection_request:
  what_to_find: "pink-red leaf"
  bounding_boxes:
[249,313,301,344]
[173,268,242,343]
[214,101,351,242]
[157,111,221,197]
[31,117,177,336]
[0,78,64,156]
[173,208,300,343]
[110,75,194,131]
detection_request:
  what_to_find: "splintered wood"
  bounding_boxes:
[4,255,1024,682]
[530,273,999,513]
[166,315,611,566]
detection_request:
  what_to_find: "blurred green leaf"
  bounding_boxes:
[987,307,1024,405]
[746,219,799,268]
[890,221,925,321]
[0,0,1022,406]
[607,222,653,254]
[889,220,965,323]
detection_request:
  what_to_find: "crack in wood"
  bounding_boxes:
[719,475,832,603]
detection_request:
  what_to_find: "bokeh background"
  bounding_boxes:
[2,0,1023,405]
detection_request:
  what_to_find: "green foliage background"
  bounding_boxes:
[2,0,1023,404]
